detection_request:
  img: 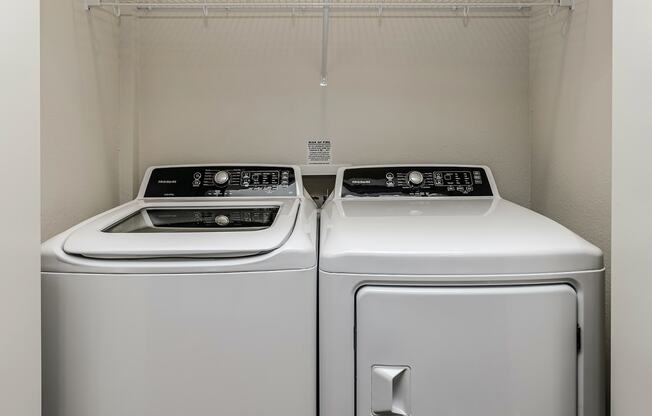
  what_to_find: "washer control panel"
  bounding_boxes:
[341,166,493,197]
[144,166,297,198]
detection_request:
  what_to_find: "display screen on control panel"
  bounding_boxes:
[144,166,297,198]
[341,166,493,197]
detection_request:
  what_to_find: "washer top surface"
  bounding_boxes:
[43,164,318,273]
[319,165,603,275]
[63,198,299,259]
[65,164,303,259]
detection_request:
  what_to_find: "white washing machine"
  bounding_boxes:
[319,165,605,416]
[42,164,317,416]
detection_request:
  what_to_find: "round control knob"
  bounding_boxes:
[407,171,424,186]
[215,215,230,226]
[213,171,230,185]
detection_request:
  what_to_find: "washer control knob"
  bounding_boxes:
[215,215,230,226]
[213,171,230,185]
[407,171,424,186]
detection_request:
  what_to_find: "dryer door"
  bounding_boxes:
[356,285,577,416]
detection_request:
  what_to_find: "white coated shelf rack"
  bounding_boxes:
[84,0,576,86]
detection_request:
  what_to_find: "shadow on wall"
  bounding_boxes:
[41,1,121,240]
[529,0,612,406]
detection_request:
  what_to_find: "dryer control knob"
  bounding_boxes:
[407,171,424,186]
[215,215,230,226]
[213,171,230,185]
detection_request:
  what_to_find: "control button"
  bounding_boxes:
[193,172,202,180]
[215,215,230,226]
[407,171,424,186]
[385,172,395,180]
[192,179,201,187]
[447,186,456,192]
[386,180,395,187]
[466,186,473,192]
[213,171,230,185]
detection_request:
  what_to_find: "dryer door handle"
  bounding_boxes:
[371,365,411,416]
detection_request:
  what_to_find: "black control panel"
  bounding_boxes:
[144,166,297,198]
[341,166,493,197]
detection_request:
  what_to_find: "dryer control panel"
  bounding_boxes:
[341,166,493,197]
[143,166,298,198]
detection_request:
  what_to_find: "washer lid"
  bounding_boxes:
[63,199,299,259]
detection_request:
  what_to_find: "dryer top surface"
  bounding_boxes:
[320,194,603,276]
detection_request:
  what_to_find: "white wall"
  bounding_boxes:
[0,0,41,415]
[133,15,531,205]
[41,1,121,240]
[529,0,612,363]
[611,1,652,414]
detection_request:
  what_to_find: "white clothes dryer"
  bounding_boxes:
[319,165,605,416]
[42,164,317,416]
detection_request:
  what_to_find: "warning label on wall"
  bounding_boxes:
[306,139,332,165]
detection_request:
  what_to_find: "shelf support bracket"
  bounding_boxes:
[559,0,575,11]
[84,0,100,11]
[320,2,330,87]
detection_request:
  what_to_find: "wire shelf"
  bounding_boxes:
[84,0,575,87]
[86,0,575,14]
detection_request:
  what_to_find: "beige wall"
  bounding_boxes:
[37,3,622,410]
[0,0,41,414]
[529,0,612,353]
[41,2,121,240]
[133,15,531,206]
[611,1,652,414]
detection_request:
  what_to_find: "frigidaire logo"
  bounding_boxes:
[158,180,177,184]
[351,179,371,184]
